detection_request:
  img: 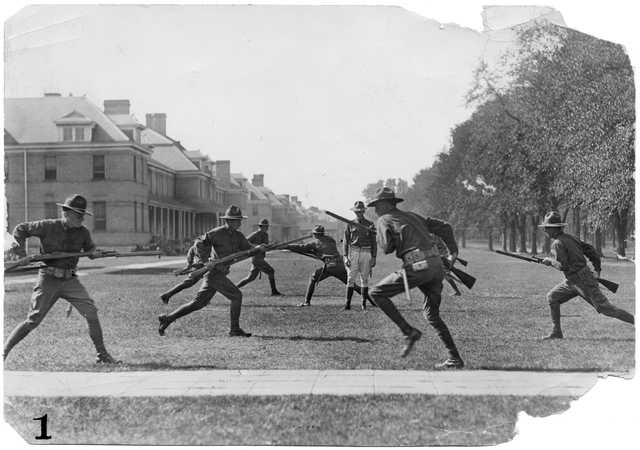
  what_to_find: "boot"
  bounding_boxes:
[96,352,122,364]
[362,287,376,310]
[158,314,172,336]
[543,303,563,339]
[401,328,422,358]
[344,286,354,310]
[435,358,464,369]
[300,278,315,306]
[269,276,283,296]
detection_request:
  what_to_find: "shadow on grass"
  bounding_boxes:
[105,268,177,275]
[121,361,220,370]
[256,335,374,343]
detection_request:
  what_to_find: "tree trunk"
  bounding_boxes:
[517,214,527,252]
[594,227,603,256]
[614,209,628,256]
[488,227,494,251]
[573,206,581,239]
[531,214,539,255]
[543,235,551,254]
[509,217,517,252]
[501,223,508,252]
[461,227,466,249]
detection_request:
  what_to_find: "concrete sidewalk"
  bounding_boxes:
[4,369,613,397]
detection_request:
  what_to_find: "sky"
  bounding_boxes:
[1,0,639,448]
[3,3,546,216]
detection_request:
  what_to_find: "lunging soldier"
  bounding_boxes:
[160,237,208,303]
[285,225,361,307]
[236,219,283,296]
[367,187,464,368]
[4,195,120,364]
[343,201,377,310]
[539,211,634,339]
[158,206,262,337]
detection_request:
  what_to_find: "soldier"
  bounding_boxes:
[158,205,263,337]
[4,195,120,364]
[285,225,361,307]
[367,187,464,369]
[236,219,283,296]
[539,211,634,339]
[159,237,208,304]
[343,201,377,310]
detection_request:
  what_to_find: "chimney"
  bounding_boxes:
[291,196,298,203]
[44,92,61,97]
[282,195,290,203]
[215,160,231,183]
[146,113,167,135]
[104,99,130,115]
[252,174,264,187]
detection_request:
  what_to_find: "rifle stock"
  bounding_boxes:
[450,266,476,290]
[325,210,375,234]
[4,250,162,272]
[597,278,619,294]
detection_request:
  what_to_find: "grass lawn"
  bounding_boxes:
[5,394,573,445]
[3,246,634,371]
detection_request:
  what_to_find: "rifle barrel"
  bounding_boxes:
[494,250,542,263]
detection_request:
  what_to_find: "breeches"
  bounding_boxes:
[192,270,243,308]
[547,268,616,314]
[311,265,348,284]
[346,248,373,288]
[247,259,275,279]
[26,273,98,326]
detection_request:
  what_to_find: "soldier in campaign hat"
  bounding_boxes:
[366,187,464,368]
[236,218,284,296]
[284,224,362,307]
[4,194,120,364]
[158,205,265,337]
[343,201,377,310]
[538,211,634,339]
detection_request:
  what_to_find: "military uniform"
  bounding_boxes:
[367,187,463,367]
[160,238,209,303]
[158,206,256,337]
[286,225,360,306]
[236,219,283,295]
[343,201,377,309]
[3,195,118,363]
[539,212,634,339]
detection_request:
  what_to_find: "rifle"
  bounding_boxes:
[494,250,619,293]
[325,210,376,234]
[442,259,476,290]
[4,250,163,273]
[188,234,313,279]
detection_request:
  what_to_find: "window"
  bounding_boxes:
[44,155,56,181]
[93,155,105,180]
[62,127,73,141]
[44,202,58,219]
[133,201,137,232]
[74,127,85,141]
[133,155,137,182]
[93,202,106,231]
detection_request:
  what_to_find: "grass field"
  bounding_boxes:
[3,245,634,445]
[5,394,573,445]
[3,245,635,372]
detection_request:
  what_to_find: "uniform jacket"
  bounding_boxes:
[13,218,95,270]
[288,235,342,263]
[343,217,377,258]
[376,209,457,258]
[551,232,602,276]
[247,229,269,261]
[196,226,252,273]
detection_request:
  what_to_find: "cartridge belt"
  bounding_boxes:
[41,266,76,279]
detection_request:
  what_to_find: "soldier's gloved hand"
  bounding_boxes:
[448,251,458,266]
[10,243,27,258]
[343,256,350,267]
[89,249,110,259]
[541,257,554,266]
[595,270,601,279]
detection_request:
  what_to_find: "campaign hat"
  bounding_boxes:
[366,187,404,207]
[351,201,366,212]
[257,218,270,227]
[312,225,325,235]
[57,194,93,216]
[221,205,247,220]
[538,211,567,228]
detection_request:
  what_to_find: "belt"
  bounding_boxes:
[350,245,372,250]
[41,266,76,279]
[401,248,439,272]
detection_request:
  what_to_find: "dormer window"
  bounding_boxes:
[55,110,94,143]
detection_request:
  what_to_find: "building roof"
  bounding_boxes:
[140,127,174,145]
[4,96,130,144]
[257,187,284,207]
[149,145,199,172]
[185,150,206,160]
[107,113,144,128]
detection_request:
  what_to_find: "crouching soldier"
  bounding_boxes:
[539,211,634,339]
[236,219,283,296]
[160,237,209,304]
[367,187,464,369]
[285,225,361,307]
[4,195,120,364]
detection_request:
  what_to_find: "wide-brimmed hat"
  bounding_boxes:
[366,187,404,207]
[538,211,567,228]
[257,218,270,227]
[312,225,325,235]
[351,201,366,212]
[221,205,247,220]
[57,194,93,216]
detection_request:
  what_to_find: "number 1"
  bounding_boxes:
[33,414,52,440]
